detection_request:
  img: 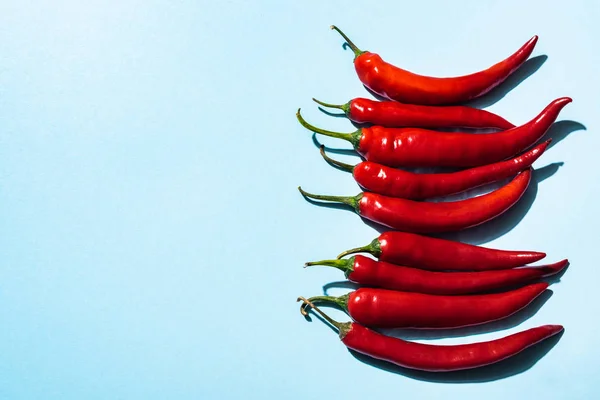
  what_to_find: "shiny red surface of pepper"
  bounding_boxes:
[299,298,563,372]
[297,97,570,168]
[338,231,546,271]
[320,142,548,200]
[331,26,538,105]
[299,169,530,233]
[303,284,547,329]
[313,97,515,129]
[306,255,568,295]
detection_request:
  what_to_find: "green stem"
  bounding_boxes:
[297,296,352,338]
[305,294,349,312]
[298,186,361,213]
[319,145,354,172]
[337,238,382,259]
[296,108,361,147]
[330,25,366,58]
[312,98,351,115]
[305,257,354,279]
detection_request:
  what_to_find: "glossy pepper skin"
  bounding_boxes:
[331,26,538,105]
[297,97,570,168]
[299,169,530,233]
[320,142,548,200]
[338,231,546,271]
[306,256,568,295]
[299,298,563,372]
[313,97,515,129]
[304,284,548,329]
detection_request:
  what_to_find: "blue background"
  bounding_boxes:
[0,0,598,398]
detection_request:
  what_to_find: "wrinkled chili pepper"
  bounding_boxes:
[306,255,568,295]
[299,168,530,233]
[319,142,548,200]
[297,97,570,168]
[330,25,539,105]
[313,97,515,129]
[337,231,545,271]
[298,297,563,372]
[301,284,547,329]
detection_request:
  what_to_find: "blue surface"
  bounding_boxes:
[0,1,598,398]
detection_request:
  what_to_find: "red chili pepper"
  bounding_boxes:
[297,97,570,168]
[320,142,548,200]
[312,97,515,129]
[330,26,539,105]
[302,284,547,329]
[299,297,563,372]
[306,255,568,295]
[299,168,530,233]
[337,231,546,271]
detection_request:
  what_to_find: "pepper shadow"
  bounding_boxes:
[311,133,361,158]
[322,280,361,295]
[316,106,347,119]
[539,120,586,150]
[349,329,564,383]
[435,162,562,245]
[360,162,563,245]
[465,55,548,108]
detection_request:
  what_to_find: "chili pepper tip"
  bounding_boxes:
[543,258,569,275]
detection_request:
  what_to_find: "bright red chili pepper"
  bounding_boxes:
[299,297,563,372]
[319,142,548,200]
[330,26,539,105]
[302,284,547,329]
[337,231,546,271]
[297,97,570,168]
[305,255,568,295]
[299,168,530,233]
[312,97,515,129]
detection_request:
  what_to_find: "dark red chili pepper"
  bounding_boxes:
[313,97,515,129]
[299,168,530,233]
[299,297,563,372]
[337,231,546,271]
[297,97,570,168]
[330,26,539,105]
[306,255,568,295]
[320,142,548,200]
[302,284,547,329]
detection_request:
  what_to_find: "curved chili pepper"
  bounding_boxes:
[306,256,568,295]
[320,142,548,200]
[330,26,539,105]
[302,284,547,329]
[297,97,570,168]
[299,297,563,372]
[299,169,530,233]
[313,97,515,129]
[337,231,546,271]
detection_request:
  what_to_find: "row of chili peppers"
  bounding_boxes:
[296,26,568,373]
